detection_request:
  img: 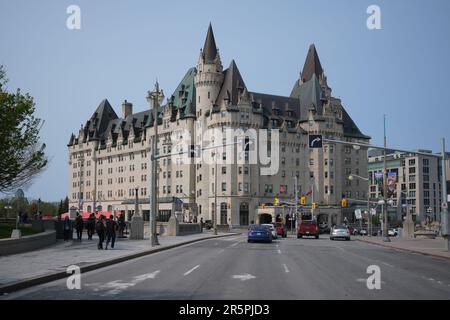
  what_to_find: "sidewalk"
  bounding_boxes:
[355,236,450,260]
[0,229,240,293]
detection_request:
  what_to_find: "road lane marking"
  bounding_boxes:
[96,270,160,296]
[282,264,289,273]
[184,265,200,276]
[232,274,256,281]
[218,249,225,254]
[230,242,239,247]
[277,249,281,254]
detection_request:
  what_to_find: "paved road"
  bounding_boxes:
[2,234,450,300]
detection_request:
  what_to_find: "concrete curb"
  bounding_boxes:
[355,237,450,261]
[0,232,241,295]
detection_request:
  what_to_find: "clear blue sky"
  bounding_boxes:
[1,0,449,201]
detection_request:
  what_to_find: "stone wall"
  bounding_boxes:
[0,231,57,256]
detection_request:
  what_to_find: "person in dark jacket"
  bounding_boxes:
[63,216,72,241]
[96,215,106,250]
[105,215,118,250]
[87,213,96,240]
[75,212,84,241]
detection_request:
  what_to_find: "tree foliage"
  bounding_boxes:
[0,65,48,193]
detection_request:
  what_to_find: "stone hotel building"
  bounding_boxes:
[67,24,370,226]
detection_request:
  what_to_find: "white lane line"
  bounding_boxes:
[218,249,225,254]
[282,264,290,273]
[184,265,200,276]
[232,274,256,281]
[230,242,239,247]
[277,249,281,254]
[276,244,279,247]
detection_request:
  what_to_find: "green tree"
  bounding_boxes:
[57,200,63,214]
[63,196,69,213]
[0,65,48,193]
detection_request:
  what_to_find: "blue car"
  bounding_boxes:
[247,224,272,243]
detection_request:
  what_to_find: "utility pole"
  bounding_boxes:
[441,138,449,251]
[383,114,390,242]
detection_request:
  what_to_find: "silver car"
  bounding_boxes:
[261,224,277,239]
[330,225,350,241]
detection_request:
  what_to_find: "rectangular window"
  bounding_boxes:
[222,183,226,192]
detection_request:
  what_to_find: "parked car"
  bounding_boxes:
[297,220,319,239]
[388,228,398,237]
[261,224,277,239]
[275,222,287,238]
[347,226,359,236]
[330,225,350,241]
[359,229,368,236]
[248,224,273,243]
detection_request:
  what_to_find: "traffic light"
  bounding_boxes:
[312,202,316,209]
[341,198,347,208]
[300,196,306,205]
[274,197,279,206]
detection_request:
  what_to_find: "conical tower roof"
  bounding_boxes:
[202,23,218,64]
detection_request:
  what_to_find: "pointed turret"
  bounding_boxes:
[215,60,246,106]
[67,133,75,146]
[301,44,323,83]
[202,23,218,64]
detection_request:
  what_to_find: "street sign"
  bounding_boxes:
[354,209,362,220]
[308,134,323,148]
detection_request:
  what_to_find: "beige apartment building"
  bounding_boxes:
[368,149,446,222]
[67,24,370,226]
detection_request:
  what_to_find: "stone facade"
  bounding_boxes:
[67,24,370,226]
[368,149,444,222]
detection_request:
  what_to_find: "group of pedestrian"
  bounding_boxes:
[95,214,118,250]
[62,212,121,250]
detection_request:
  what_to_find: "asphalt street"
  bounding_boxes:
[2,233,450,300]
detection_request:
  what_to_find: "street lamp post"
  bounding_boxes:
[214,150,218,235]
[147,81,164,247]
[348,174,371,237]
[441,138,449,251]
[382,115,390,242]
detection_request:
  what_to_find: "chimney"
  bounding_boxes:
[121,100,133,119]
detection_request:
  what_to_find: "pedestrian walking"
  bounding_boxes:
[63,216,72,241]
[105,215,118,250]
[87,213,96,240]
[75,212,84,241]
[200,217,204,230]
[96,215,106,250]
